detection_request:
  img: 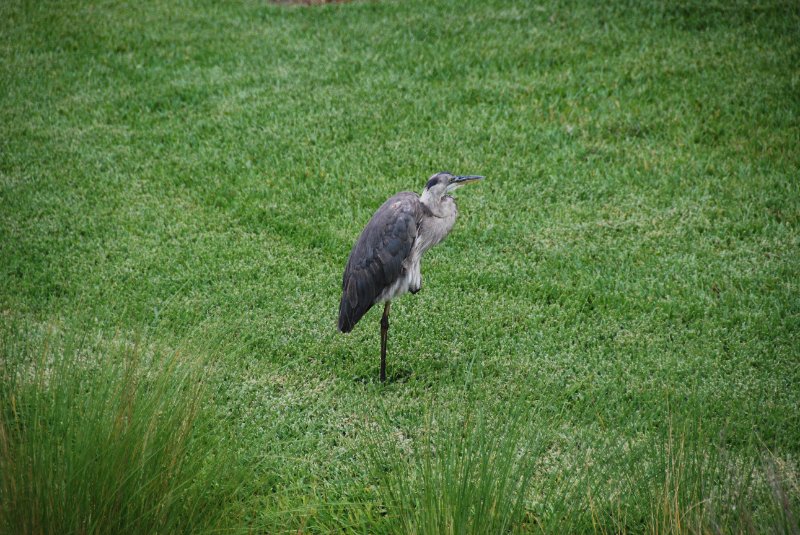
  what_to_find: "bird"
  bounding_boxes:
[337,171,484,382]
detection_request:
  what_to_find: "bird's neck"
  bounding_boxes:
[417,194,458,253]
[420,192,455,217]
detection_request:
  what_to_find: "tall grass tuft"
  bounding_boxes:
[0,324,243,534]
[369,404,539,535]
[570,418,800,535]
[636,422,799,535]
[368,400,799,535]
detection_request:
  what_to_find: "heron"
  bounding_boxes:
[337,171,484,382]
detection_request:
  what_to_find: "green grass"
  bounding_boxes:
[0,324,246,533]
[368,401,539,534]
[1,0,798,532]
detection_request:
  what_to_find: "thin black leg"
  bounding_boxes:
[380,301,391,382]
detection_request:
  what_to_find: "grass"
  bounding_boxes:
[1,0,798,532]
[368,402,539,534]
[0,324,245,534]
[367,398,799,534]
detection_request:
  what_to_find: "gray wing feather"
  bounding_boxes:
[338,192,420,332]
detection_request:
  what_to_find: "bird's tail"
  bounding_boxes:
[338,294,356,333]
[338,290,372,333]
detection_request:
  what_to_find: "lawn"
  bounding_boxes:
[1,0,798,532]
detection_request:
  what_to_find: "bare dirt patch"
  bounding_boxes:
[271,0,351,5]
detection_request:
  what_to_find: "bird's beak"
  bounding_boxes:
[446,175,484,192]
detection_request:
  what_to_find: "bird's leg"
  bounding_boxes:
[380,301,391,382]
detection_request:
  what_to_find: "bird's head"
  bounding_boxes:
[421,171,484,204]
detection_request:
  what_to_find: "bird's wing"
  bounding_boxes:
[338,192,420,332]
